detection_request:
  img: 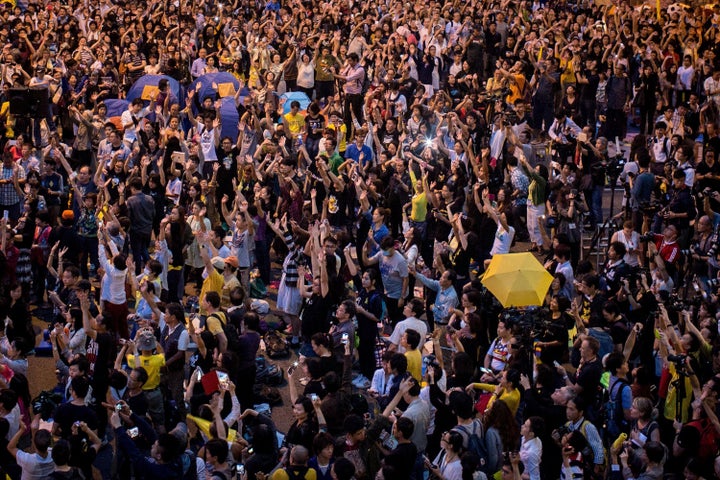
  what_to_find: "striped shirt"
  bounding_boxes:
[343,63,365,95]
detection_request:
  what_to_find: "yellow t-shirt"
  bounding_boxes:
[271,466,317,480]
[405,349,422,382]
[205,311,227,336]
[328,122,347,152]
[506,73,526,105]
[663,363,693,423]
[199,269,224,315]
[283,111,306,138]
[471,383,521,416]
[222,276,241,309]
[411,191,427,222]
[126,354,165,390]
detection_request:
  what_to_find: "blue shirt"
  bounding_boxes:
[415,272,459,324]
[345,142,373,166]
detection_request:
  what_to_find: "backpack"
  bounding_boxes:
[253,384,283,405]
[602,378,630,439]
[255,356,284,386]
[209,312,242,352]
[180,449,198,480]
[264,331,290,358]
[285,466,310,480]
[454,420,489,473]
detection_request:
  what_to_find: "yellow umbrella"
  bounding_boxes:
[481,252,553,307]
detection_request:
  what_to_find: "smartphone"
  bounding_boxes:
[217,371,229,389]
[553,361,561,368]
[309,393,319,402]
[288,361,299,376]
[127,427,140,439]
[341,333,349,345]
[2,211,8,221]
[236,464,245,476]
[479,367,493,375]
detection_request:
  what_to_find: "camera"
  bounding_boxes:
[127,427,140,439]
[639,232,656,243]
[115,403,124,412]
[552,425,571,441]
[667,353,687,364]
[698,187,713,199]
[236,464,246,476]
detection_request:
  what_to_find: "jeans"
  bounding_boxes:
[0,201,22,223]
[344,93,364,140]
[532,100,555,132]
[79,235,99,279]
[167,267,185,303]
[590,184,604,228]
[130,230,152,274]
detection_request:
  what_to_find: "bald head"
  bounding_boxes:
[290,446,309,466]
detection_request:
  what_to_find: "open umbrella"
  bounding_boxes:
[481,252,553,307]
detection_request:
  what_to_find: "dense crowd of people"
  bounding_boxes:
[0,0,720,478]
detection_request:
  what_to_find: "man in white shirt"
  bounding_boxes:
[704,66,720,107]
[121,97,154,147]
[388,299,428,354]
[676,55,694,104]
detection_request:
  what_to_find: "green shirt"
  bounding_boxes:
[522,163,547,207]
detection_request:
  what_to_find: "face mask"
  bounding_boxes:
[382,249,392,257]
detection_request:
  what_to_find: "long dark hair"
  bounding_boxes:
[483,400,521,452]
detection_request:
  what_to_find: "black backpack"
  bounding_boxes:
[209,312,242,352]
[602,378,630,439]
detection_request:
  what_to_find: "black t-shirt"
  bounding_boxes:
[576,358,603,408]
[384,442,418,480]
[54,403,99,439]
[123,391,149,417]
[300,294,331,340]
[87,332,116,386]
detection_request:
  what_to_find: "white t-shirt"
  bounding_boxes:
[297,61,316,88]
[166,177,182,205]
[490,222,515,256]
[16,449,55,480]
[198,123,218,162]
[389,317,428,353]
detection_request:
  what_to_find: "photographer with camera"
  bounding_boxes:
[651,169,696,249]
[629,154,656,234]
[548,111,581,165]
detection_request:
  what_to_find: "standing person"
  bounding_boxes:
[126,328,166,433]
[354,269,385,382]
[362,235,409,327]
[333,52,365,139]
[97,225,129,339]
[0,152,25,222]
[154,300,189,418]
[605,64,633,142]
[518,150,549,254]
[79,291,116,437]
[236,311,261,411]
[125,178,156,275]
[636,62,660,136]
